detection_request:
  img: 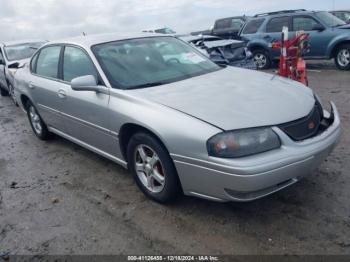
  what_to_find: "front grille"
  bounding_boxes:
[279,104,322,141]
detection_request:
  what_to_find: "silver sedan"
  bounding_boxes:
[14,33,341,203]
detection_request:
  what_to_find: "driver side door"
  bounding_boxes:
[59,45,116,155]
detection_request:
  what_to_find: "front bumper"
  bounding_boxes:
[172,102,341,202]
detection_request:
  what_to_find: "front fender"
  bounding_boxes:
[326,35,350,57]
[245,36,270,49]
[108,88,221,161]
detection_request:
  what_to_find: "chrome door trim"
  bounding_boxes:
[48,126,127,168]
[38,103,118,138]
[60,111,117,137]
[38,103,60,114]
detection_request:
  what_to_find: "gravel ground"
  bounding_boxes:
[0,62,349,256]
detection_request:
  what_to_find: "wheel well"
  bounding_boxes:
[20,95,30,111]
[331,41,350,58]
[119,123,168,162]
[249,45,269,53]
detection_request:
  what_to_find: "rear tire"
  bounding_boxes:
[0,87,9,96]
[26,100,52,140]
[334,44,350,70]
[127,132,181,203]
[8,83,18,106]
[252,49,271,70]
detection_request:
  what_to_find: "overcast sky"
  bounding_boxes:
[0,0,349,42]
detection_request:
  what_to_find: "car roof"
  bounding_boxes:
[215,16,248,22]
[46,32,169,49]
[331,10,350,12]
[253,9,317,18]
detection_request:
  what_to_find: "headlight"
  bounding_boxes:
[207,128,281,158]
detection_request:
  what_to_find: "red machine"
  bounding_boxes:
[272,28,310,86]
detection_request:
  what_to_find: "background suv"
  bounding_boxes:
[239,9,350,70]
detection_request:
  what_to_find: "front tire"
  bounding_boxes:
[335,44,350,70]
[252,49,271,70]
[26,101,52,140]
[127,132,181,203]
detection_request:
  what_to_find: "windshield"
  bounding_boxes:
[336,11,350,22]
[92,37,221,89]
[4,42,45,62]
[315,11,346,27]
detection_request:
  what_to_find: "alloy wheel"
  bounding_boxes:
[253,53,267,69]
[29,106,43,135]
[134,144,166,193]
[337,49,350,67]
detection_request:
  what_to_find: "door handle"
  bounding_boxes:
[28,82,35,89]
[57,89,67,99]
[263,35,271,40]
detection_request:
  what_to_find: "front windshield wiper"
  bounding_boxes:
[127,82,166,90]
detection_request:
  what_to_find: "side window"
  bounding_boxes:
[266,16,290,33]
[231,18,244,30]
[215,19,230,29]
[36,46,61,79]
[242,19,265,34]
[293,16,318,31]
[30,52,39,73]
[63,46,98,82]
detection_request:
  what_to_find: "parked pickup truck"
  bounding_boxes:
[0,40,45,103]
[191,16,249,39]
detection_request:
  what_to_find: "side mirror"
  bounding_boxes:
[0,57,5,65]
[8,62,20,69]
[71,75,100,92]
[312,24,325,31]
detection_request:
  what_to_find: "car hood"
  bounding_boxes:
[204,39,244,49]
[129,67,315,131]
[338,24,350,29]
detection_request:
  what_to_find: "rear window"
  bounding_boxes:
[242,19,265,34]
[266,16,290,32]
[215,19,230,29]
[231,18,244,30]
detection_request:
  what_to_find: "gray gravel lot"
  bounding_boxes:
[0,62,349,255]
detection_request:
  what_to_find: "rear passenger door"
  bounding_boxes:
[59,45,115,155]
[262,16,292,58]
[29,45,67,132]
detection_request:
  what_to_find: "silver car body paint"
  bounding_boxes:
[14,33,341,202]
